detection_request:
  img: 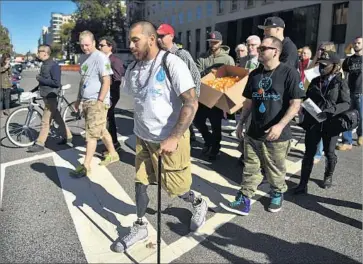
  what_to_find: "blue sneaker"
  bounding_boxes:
[220,192,251,216]
[268,191,283,213]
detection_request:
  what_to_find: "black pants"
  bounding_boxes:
[0,88,11,111]
[304,124,338,163]
[193,103,223,153]
[107,87,120,146]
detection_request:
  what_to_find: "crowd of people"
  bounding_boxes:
[1,16,361,254]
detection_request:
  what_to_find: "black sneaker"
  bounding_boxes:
[201,145,211,155]
[268,191,283,213]
[27,144,45,153]
[58,137,73,145]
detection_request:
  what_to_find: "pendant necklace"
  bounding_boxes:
[135,50,161,90]
[257,67,276,96]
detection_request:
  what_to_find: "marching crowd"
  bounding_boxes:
[1,16,361,254]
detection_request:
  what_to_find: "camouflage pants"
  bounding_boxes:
[240,135,291,198]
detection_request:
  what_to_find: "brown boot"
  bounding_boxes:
[336,144,352,151]
[358,137,363,146]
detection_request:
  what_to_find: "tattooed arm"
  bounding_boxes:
[159,88,198,154]
[170,88,198,139]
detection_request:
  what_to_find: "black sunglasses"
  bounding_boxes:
[157,34,167,39]
[258,46,277,52]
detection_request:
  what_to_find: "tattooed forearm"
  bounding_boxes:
[238,99,252,125]
[170,88,198,139]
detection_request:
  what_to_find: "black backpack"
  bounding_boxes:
[327,109,360,136]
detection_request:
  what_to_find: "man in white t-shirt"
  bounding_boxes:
[70,30,120,178]
[113,21,208,253]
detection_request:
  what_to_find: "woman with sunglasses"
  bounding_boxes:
[294,51,350,194]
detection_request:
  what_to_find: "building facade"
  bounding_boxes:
[138,0,362,60]
[50,12,72,44]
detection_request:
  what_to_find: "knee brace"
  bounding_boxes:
[135,183,149,218]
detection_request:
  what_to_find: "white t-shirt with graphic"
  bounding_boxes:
[79,50,113,105]
[122,50,195,142]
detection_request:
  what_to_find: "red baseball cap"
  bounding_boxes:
[157,24,175,35]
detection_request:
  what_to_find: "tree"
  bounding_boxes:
[70,0,127,53]
[51,43,63,59]
[0,24,12,54]
[60,21,76,59]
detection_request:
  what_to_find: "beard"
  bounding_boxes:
[354,47,362,53]
[132,43,150,61]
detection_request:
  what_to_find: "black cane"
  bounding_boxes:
[157,155,162,264]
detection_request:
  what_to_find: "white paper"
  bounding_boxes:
[302,98,326,122]
[304,66,320,83]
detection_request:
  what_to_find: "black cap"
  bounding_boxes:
[317,51,341,64]
[207,31,223,41]
[258,16,285,29]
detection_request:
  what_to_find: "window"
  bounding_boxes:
[205,26,212,52]
[171,15,177,27]
[246,0,254,8]
[152,4,156,15]
[179,12,184,24]
[195,29,201,58]
[178,32,183,45]
[231,0,238,11]
[186,30,191,51]
[206,3,213,17]
[331,2,349,44]
[217,0,224,14]
[196,6,202,20]
[187,10,193,22]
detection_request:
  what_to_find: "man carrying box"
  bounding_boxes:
[194,31,235,160]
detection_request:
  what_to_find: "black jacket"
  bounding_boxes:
[302,73,350,129]
[38,58,61,98]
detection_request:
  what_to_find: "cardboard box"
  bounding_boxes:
[198,65,249,114]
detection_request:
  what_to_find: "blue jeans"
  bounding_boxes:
[314,140,323,159]
[342,94,363,144]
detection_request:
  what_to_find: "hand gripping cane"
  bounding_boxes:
[157,155,162,264]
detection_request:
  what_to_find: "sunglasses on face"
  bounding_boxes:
[37,50,46,53]
[157,34,167,39]
[257,46,277,52]
[98,44,108,48]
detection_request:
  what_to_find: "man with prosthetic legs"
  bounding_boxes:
[113,21,208,253]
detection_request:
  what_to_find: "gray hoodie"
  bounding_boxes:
[196,45,235,77]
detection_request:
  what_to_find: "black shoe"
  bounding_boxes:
[58,137,73,145]
[293,184,308,195]
[201,145,211,155]
[208,150,220,161]
[322,176,333,189]
[28,144,45,153]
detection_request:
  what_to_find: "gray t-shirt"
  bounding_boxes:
[122,50,195,142]
[79,50,113,105]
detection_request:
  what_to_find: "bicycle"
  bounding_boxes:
[5,84,85,147]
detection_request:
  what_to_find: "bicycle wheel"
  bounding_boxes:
[63,101,85,136]
[5,107,43,147]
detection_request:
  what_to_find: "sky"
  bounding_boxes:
[1,0,77,54]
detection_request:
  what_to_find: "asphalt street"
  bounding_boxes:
[0,70,361,263]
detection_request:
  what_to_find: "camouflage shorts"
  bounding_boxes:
[82,100,109,140]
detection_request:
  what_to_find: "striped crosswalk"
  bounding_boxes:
[0,121,306,263]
